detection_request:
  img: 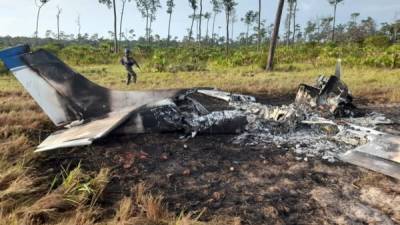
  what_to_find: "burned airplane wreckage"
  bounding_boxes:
[0,45,399,180]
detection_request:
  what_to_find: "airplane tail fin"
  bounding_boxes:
[0,45,181,127]
[0,45,80,126]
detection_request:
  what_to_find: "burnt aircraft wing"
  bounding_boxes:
[36,107,136,152]
[340,135,400,180]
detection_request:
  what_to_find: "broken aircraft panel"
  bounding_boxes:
[1,45,400,180]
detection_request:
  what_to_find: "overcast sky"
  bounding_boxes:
[0,0,399,40]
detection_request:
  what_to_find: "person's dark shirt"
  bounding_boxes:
[120,56,136,68]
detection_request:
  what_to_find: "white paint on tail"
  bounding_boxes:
[12,66,70,126]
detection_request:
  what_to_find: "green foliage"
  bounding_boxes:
[51,43,400,70]
[145,46,207,72]
[35,42,63,55]
[364,35,391,48]
[363,44,400,68]
[3,41,398,71]
[59,44,118,65]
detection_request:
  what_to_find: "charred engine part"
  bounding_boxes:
[295,75,359,117]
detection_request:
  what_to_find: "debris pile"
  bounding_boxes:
[179,74,397,171]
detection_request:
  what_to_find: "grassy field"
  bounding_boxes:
[0,63,399,224]
[1,63,400,103]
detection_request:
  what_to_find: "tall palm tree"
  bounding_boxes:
[166,0,175,43]
[99,0,119,52]
[211,0,222,44]
[56,6,62,41]
[198,0,203,42]
[328,0,344,42]
[34,0,50,40]
[292,0,297,44]
[119,0,130,47]
[204,12,212,42]
[222,0,237,55]
[241,10,256,44]
[285,0,296,45]
[188,0,198,41]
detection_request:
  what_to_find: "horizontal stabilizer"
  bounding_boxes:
[36,107,136,152]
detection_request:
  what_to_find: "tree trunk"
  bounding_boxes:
[231,14,234,43]
[57,11,60,41]
[246,24,249,44]
[196,17,199,40]
[206,18,210,42]
[258,0,261,51]
[332,3,337,42]
[266,0,285,71]
[113,0,118,53]
[292,1,297,44]
[167,12,172,43]
[286,3,292,46]
[149,17,153,43]
[119,0,126,47]
[199,0,203,42]
[211,13,217,44]
[226,11,230,55]
[189,10,196,41]
[35,5,43,39]
[145,10,149,43]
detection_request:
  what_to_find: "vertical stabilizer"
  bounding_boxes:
[0,45,77,126]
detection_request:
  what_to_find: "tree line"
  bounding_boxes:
[25,0,400,70]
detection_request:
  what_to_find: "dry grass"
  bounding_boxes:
[20,165,111,225]
[1,64,399,103]
[113,197,135,224]
[110,183,242,225]
[0,211,20,225]
[74,64,400,103]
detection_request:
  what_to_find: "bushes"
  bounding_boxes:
[59,44,119,65]
[362,44,400,68]
[364,35,391,48]
[36,43,63,55]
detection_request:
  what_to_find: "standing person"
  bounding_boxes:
[120,48,140,85]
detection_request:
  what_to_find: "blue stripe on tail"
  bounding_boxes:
[0,45,30,70]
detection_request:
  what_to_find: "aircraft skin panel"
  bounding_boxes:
[351,135,400,163]
[36,139,93,152]
[340,150,400,180]
[109,89,183,111]
[36,107,137,152]
[12,66,71,126]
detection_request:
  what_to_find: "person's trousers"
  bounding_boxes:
[126,69,137,85]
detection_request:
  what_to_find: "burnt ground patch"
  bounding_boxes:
[33,104,400,224]
[19,103,400,225]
